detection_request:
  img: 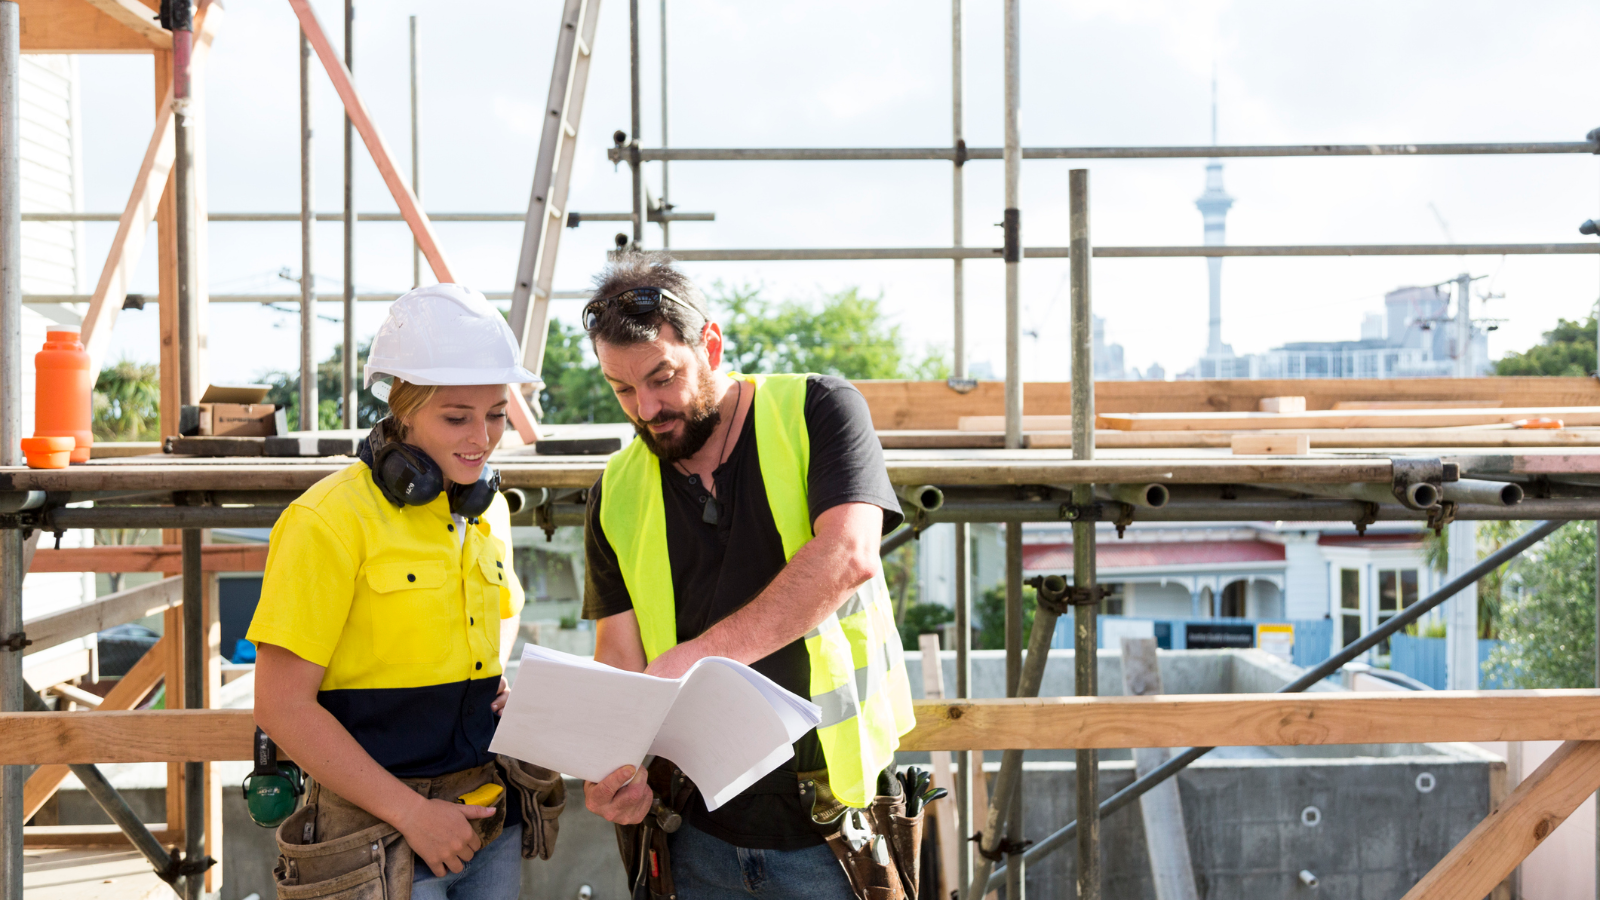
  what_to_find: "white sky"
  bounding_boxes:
[79,0,1600,385]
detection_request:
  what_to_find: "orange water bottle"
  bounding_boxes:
[35,325,93,463]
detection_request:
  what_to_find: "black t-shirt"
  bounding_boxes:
[583,375,903,850]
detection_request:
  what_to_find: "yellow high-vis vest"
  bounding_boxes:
[598,372,915,808]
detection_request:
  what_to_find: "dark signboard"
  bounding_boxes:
[1185,622,1255,649]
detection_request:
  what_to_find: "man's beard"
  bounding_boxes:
[633,366,722,463]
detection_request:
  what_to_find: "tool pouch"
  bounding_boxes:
[802,771,909,900]
[272,762,506,900]
[615,758,696,900]
[497,754,566,860]
[273,782,413,900]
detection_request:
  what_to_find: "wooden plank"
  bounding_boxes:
[1333,400,1503,410]
[895,691,1600,752]
[13,691,1600,764]
[1257,396,1305,413]
[22,650,91,692]
[77,0,169,47]
[16,0,158,52]
[286,0,454,283]
[1401,740,1600,900]
[1231,434,1310,455]
[22,846,172,900]
[879,428,1600,451]
[22,577,181,655]
[1097,407,1600,433]
[881,457,1393,487]
[23,637,169,820]
[853,378,1600,431]
[29,544,268,574]
[24,824,179,848]
[918,635,960,900]
[79,0,221,379]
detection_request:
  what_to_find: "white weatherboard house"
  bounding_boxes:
[917,519,1437,661]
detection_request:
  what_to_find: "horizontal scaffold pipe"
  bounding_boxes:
[906,497,1597,523]
[619,140,1600,162]
[22,291,594,305]
[19,211,713,223]
[660,244,1600,262]
[7,688,1600,765]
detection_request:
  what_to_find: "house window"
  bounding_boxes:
[1339,568,1362,647]
[1376,568,1419,653]
[1100,584,1125,617]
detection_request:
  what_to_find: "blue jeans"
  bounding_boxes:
[411,822,522,900]
[668,821,853,900]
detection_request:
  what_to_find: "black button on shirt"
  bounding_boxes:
[584,376,902,851]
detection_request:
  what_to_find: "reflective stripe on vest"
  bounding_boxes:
[598,372,915,808]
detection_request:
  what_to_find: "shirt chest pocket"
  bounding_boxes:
[363,560,454,664]
[469,549,508,637]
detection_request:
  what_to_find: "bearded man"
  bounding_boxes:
[577,253,915,900]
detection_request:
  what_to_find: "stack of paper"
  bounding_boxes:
[490,645,821,810]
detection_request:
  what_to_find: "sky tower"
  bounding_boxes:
[1195,73,1234,358]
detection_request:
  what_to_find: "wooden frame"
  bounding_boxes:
[21,576,180,655]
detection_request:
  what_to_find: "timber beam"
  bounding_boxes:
[9,691,1600,764]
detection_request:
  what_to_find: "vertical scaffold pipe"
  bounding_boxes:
[1001,0,1021,451]
[950,0,965,380]
[628,0,645,249]
[1069,167,1100,900]
[409,15,421,289]
[658,0,669,248]
[953,520,972,896]
[341,0,357,428]
[0,6,19,897]
[300,28,317,431]
[182,528,207,899]
[1004,521,1024,899]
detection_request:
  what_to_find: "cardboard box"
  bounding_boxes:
[178,384,285,437]
[203,403,286,436]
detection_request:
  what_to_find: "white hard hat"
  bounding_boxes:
[363,284,540,396]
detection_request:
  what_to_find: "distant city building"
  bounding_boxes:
[1192,284,1491,379]
[1092,315,1126,380]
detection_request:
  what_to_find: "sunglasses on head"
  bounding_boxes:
[583,286,693,331]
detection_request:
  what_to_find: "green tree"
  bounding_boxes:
[1484,522,1596,688]
[714,283,949,380]
[1495,316,1597,377]
[539,320,629,425]
[899,602,954,650]
[92,359,161,442]
[1419,521,1521,639]
[261,341,382,431]
[974,582,1038,650]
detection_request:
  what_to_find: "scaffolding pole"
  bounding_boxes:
[1069,168,1100,900]
[953,520,972,896]
[1001,0,1021,452]
[0,7,20,896]
[618,138,1600,162]
[950,0,965,380]
[654,242,1600,261]
[409,15,421,288]
[300,28,317,432]
[658,0,668,248]
[341,0,356,428]
[628,0,645,249]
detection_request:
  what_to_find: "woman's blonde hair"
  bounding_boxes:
[385,380,439,440]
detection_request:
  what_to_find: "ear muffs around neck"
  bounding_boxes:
[365,418,501,518]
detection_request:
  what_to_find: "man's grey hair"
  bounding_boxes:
[587,252,710,349]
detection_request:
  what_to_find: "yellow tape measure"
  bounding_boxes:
[455,783,504,807]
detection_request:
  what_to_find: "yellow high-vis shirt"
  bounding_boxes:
[247,462,525,777]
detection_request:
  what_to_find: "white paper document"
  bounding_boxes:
[490,645,821,811]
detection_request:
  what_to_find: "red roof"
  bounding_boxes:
[1023,540,1286,572]
[1318,533,1425,550]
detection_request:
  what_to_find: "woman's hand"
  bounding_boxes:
[394,796,497,877]
[491,677,510,714]
[584,765,653,825]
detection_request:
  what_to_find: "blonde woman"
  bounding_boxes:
[250,284,562,900]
